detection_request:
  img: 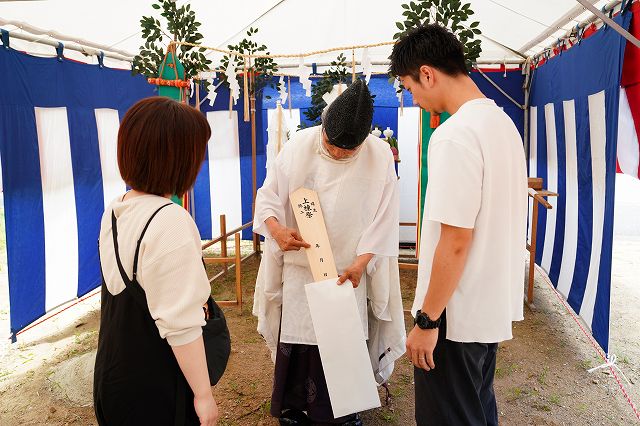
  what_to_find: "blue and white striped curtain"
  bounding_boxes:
[0,50,526,338]
[528,13,632,354]
[0,45,153,337]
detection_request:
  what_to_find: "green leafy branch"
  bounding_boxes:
[394,0,482,70]
[132,0,212,89]
[219,27,278,98]
[301,53,350,127]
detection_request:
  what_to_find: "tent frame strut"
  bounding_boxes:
[474,67,525,110]
[520,0,602,54]
[0,18,134,63]
[575,0,640,48]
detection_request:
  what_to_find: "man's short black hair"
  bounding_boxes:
[389,24,468,80]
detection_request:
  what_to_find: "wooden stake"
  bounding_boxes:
[235,233,242,306]
[288,76,293,118]
[220,214,228,274]
[277,102,283,155]
[195,79,201,111]
[243,59,250,122]
[528,200,539,305]
[250,72,259,254]
[352,49,356,82]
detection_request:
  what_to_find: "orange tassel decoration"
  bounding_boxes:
[430,113,441,128]
[147,77,190,88]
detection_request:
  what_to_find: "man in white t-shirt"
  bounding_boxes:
[390,24,527,425]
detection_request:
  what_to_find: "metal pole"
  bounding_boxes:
[0,27,133,63]
[474,67,525,110]
[0,18,135,61]
[523,61,533,159]
[531,1,624,62]
[519,0,601,54]
[575,0,640,49]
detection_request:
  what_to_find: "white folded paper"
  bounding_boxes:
[305,278,380,418]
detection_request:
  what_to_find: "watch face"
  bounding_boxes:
[417,314,428,328]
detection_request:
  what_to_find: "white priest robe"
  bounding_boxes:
[252,125,406,384]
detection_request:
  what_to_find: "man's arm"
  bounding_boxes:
[421,224,473,319]
[406,223,473,371]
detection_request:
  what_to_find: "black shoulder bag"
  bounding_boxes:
[111,203,231,386]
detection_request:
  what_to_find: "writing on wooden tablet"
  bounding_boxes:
[290,187,338,282]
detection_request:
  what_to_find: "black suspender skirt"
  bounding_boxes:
[94,204,199,425]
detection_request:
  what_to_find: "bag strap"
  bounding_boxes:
[111,203,172,287]
[132,203,172,280]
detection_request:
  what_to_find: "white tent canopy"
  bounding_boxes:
[0,0,620,69]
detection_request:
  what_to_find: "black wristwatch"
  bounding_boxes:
[414,310,441,329]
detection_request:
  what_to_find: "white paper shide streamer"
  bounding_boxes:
[393,78,402,103]
[361,47,372,83]
[322,83,347,109]
[204,72,218,106]
[266,101,289,169]
[225,59,240,105]
[298,57,313,97]
[207,79,219,106]
[278,75,288,104]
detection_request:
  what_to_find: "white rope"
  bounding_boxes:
[587,354,633,385]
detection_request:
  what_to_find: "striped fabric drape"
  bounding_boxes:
[527,11,633,354]
[0,46,153,336]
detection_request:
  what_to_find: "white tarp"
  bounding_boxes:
[0,0,616,68]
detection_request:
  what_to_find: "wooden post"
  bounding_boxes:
[195,79,200,111]
[220,214,227,274]
[243,59,250,122]
[251,93,259,254]
[528,201,539,305]
[351,49,356,82]
[249,66,260,254]
[234,233,242,306]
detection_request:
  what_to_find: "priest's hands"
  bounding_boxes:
[337,254,374,288]
[406,325,438,371]
[272,224,311,251]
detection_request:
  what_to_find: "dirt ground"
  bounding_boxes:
[1,247,639,425]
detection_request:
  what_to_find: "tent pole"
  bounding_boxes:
[0,18,134,62]
[529,0,624,62]
[272,59,525,70]
[0,26,133,63]
[523,60,533,160]
[474,67,525,110]
[575,0,640,49]
[519,0,601,54]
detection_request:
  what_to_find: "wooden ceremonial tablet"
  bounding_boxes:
[289,187,338,281]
